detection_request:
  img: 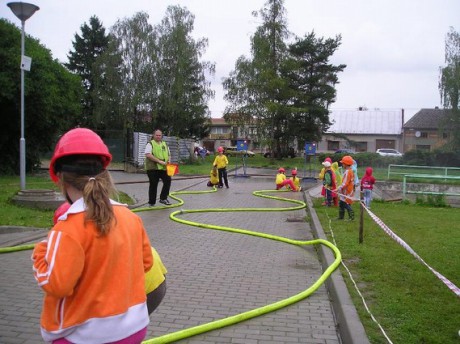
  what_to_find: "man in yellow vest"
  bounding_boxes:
[145,129,172,206]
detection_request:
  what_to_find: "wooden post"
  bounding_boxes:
[359,190,364,243]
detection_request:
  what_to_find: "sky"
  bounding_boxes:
[2,0,459,121]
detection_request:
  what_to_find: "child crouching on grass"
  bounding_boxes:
[275,167,297,191]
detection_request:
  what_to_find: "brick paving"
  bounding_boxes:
[0,168,357,343]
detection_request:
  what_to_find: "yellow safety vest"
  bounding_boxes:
[145,140,169,171]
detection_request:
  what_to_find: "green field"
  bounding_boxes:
[313,199,460,344]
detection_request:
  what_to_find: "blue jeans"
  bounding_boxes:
[363,189,372,208]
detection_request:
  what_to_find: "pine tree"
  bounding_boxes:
[66,16,109,128]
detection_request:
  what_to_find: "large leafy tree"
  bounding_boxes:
[439,27,460,150]
[223,0,345,157]
[91,8,213,139]
[0,19,82,174]
[66,16,109,128]
[92,12,157,132]
[154,5,214,138]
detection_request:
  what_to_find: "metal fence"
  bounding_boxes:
[402,174,460,200]
[387,164,460,180]
[131,132,194,168]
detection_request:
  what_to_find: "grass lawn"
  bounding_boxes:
[313,199,460,344]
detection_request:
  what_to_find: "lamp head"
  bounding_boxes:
[7,2,39,22]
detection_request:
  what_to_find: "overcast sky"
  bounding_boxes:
[2,0,459,120]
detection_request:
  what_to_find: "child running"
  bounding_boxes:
[213,146,229,188]
[275,167,297,191]
[33,128,153,343]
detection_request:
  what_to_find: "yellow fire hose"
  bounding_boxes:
[137,187,341,344]
[0,186,341,344]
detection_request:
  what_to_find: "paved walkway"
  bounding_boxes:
[0,168,367,343]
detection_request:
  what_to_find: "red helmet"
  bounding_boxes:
[49,128,112,182]
[340,155,354,166]
[291,169,297,175]
[217,146,224,153]
[278,167,285,173]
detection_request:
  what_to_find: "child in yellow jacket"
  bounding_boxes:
[275,167,297,191]
[289,169,302,191]
[207,165,219,187]
[213,146,229,188]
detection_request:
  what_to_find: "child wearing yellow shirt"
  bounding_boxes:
[213,147,229,188]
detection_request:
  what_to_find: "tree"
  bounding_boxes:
[91,8,214,139]
[224,0,291,158]
[439,27,460,150]
[0,19,82,174]
[154,5,214,138]
[66,16,109,128]
[223,0,345,158]
[92,12,157,132]
[285,32,346,144]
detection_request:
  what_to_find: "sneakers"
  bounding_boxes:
[159,199,171,206]
[148,203,155,207]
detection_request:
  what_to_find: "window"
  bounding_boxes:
[211,127,229,134]
[420,132,428,138]
[416,145,430,151]
[327,141,339,151]
[355,142,368,152]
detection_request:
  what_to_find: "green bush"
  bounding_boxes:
[316,152,403,168]
[404,149,460,167]
[415,194,448,207]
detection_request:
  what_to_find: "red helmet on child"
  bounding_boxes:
[49,128,112,183]
[217,146,224,153]
[291,169,297,175]
[278,167,285,173]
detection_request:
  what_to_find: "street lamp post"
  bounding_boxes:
[7,2,39,190]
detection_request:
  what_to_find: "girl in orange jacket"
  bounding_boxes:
[33,128,153,344]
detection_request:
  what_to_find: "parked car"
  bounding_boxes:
[376,148,403,157]
[334,149,355,154]
[224,146,255,157]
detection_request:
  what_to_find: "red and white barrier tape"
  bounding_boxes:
[363,204,460,298]
[319,187,459,296]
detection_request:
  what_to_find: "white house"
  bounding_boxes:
[316,109,405,153]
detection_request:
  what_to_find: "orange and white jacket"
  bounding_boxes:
[32,198,153,343]
[339,168,355,205]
